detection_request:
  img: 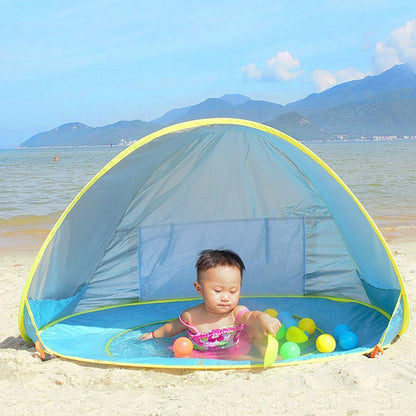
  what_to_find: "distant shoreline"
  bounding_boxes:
[7,137,416,150]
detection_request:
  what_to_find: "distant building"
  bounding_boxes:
[117,139,137,146]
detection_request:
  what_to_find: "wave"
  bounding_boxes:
[0,213,61,250]
[0,213,61,230]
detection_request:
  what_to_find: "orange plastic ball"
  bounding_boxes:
[172,337,193,357]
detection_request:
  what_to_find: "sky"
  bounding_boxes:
[1,0,415,147]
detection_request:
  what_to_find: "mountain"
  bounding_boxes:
[309,88,416,136]
[21,120,161,147]
[152,64,416,135]
[170,98,285,124]
[21,122,93,147]
[265,112,330,140]
[20,64,416,147]
[220,94,252,105]
[153,94,252,126]
[286,64,416,115]
[85,120,161,145]
[174,98,238,122]
[152,106,193,126]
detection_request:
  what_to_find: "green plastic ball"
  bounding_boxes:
[279,341,301,360]
[275,324,286,340]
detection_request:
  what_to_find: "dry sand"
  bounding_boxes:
[1,240,415,416]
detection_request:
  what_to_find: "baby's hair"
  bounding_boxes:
[196,249,245,282]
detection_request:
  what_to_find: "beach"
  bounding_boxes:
[1,143,415,415]
[0,237,415,415]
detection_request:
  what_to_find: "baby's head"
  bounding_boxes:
[194,250,245,312]
[195,249,245,283]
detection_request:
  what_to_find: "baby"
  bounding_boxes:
[139,249,281,356]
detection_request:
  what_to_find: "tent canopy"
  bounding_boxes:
[19,119,408,369]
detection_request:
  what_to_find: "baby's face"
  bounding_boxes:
[195,265,241,314]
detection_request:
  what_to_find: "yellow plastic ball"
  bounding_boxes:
[316,334,336,353]
[298,318,316,335]
[264,308,278,318]
[286,326,308,344]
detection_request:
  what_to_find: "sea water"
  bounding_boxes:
[0,146,120,249]
[308,140,416,240]
[1,141,415,249]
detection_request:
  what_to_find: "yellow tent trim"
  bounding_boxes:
[19,118,408,342]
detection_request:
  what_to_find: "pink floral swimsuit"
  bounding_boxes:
[178,308,249,352]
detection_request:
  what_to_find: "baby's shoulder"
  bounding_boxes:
[180,306,200,323]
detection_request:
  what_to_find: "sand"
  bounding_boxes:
[1,240,415,416]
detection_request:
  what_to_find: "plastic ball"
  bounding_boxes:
[172,337,193,357]
[286,326,308,344]
[298,318,316,335]
[333,324,351,340]
[279,342,301,360]
[316,334,336,353]
[264,308,278,318]
[284,318,298,329]
[275,324,286,340]
[339,331,358,350]
[277,311,298,330]
[277,311,292,322]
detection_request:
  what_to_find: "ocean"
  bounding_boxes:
[1,141,415,250]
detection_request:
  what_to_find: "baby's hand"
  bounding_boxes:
[138,332,153,341]
[259,314,281,337]
[246,312,281,354]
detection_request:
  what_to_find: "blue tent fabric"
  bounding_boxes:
[20,119,408,368]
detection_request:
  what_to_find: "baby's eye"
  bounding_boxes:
[214,289,222,293]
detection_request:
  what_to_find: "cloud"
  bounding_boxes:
[312,67,367,91]
[374,19,416,71]
[312,19,416,92]
[242,50,303,81]
[266,51,303,81]
[241,63,262,79]
[374,42,401,71]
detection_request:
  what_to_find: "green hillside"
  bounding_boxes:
[21,120,161,147]
[265,112,331,140]
[310,89,416,136]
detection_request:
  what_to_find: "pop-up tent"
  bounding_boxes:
[19,118,409,369]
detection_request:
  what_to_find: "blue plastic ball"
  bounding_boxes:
[333,324,351,340]
[284,318,298,329]
[278,311,292,322]
[277,311,297,328]
[339,331,358,350]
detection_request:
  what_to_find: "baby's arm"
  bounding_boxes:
[246,311,281,336]
[236,305,281,350]
[138,318,186,341]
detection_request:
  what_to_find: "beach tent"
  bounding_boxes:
[19,118,409,369]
